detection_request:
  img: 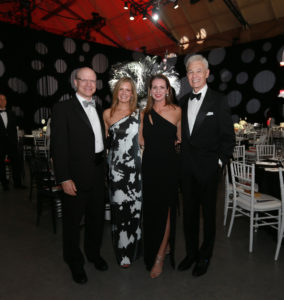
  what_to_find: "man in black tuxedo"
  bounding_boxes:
[178,55,235,276]
[0,94,23,190]
[51,67,108,284]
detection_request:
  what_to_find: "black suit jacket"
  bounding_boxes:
[50,95,106,190]
[0,110,18,153]
[180,87,235,180]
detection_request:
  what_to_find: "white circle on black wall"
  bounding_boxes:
[0,60,5,77]
[241,48,255,63]
[236,72,248,85]
[59,93,71,102]
[55,59,67,73]
[260,57,267,64]
[227,90,242,107]
[79,55,85,62]
[246,98,261,114]
[35,42,48,55]
[207,74,214,83]
[37,76,58,96]
[8,78,28,94]
[31,60,44,71]
[96,79,103,90]
[220,69,232,82]
[219,83,227,91]
[63,38,76,54]
[253,70,275,93]
[82,43,90,52]
[70,69,77,90]
[208,48,226,66]
[277,46,284,63]
[34,107,50,124]
[262,42,272,52]
[92,54,109,73]
[177,76,191,100]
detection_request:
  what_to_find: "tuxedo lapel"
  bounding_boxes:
[71,96,93,132]
[191,89,214,137]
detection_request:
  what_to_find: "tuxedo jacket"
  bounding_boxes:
[50,95,106,190]
[180,87,235,180]
[0,110,18,153]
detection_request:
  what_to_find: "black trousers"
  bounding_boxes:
[0,143,22,186]
[181,168,220,260]
[62,161,106,266]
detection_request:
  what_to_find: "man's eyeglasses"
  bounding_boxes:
[76,78,96,85]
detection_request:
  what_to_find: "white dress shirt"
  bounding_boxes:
[0,110,8,128]
[76,93,104,153]
[187,84,208,134]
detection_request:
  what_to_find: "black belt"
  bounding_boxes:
[94,151,104,165]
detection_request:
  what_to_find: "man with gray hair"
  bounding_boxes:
[178,55,235,276]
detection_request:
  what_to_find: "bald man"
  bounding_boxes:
[51,67,108,284]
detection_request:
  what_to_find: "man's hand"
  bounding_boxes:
[61,180,77,196]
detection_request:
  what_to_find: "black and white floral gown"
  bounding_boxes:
[107,109,142,266]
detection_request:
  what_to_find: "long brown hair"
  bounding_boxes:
[144,74,174,114]
[110,77,138,117]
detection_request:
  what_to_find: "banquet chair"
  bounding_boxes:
[33,135,49,159]
[223,146,245,226]
[31,156,62,233]
[233,145,245,162]
[274,168,284,260]
[227,161,281,253]
[256,144,276,161]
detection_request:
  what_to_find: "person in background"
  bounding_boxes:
[103,77,142,268]
[178,54,235,277]
[0,94,24,190]
[140,74,181,278]
[51,67,108,284]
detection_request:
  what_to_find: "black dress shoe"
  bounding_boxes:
[90,256,108,271]
[192,259,210,277]
[178,256,196,271]
[68,264,88,284]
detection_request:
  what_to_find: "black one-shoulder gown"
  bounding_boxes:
[142,109,178,270]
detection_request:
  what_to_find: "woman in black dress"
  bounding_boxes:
[103,77,142,268]
[140,74,181,278]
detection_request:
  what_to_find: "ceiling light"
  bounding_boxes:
[173,0,179,9]
[142,12,147,20]
[152,7,159,21]
[129,6,134,20]
[124,2,128,10]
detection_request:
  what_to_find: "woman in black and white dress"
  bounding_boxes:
[103,77,142,268]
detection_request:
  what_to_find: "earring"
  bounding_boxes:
[166,93,169,96]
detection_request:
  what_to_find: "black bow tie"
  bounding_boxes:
[0,109,6,113]
[189,92,201,101]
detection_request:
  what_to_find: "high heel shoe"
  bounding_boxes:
[150,255,164,279]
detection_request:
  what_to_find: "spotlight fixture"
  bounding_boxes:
[124,2,128,10]
[130,11,134,20]
[152,6,159,21]
[173,0,179,9]
[142,12,147,20]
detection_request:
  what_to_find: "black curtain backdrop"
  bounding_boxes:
[0,21,283,131]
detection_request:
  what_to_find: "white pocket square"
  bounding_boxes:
[206,112,214,116]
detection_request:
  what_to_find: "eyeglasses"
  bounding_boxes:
[76,78,96,85]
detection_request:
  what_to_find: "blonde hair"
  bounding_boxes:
[110,77,138,117]
[144,74,174,114]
